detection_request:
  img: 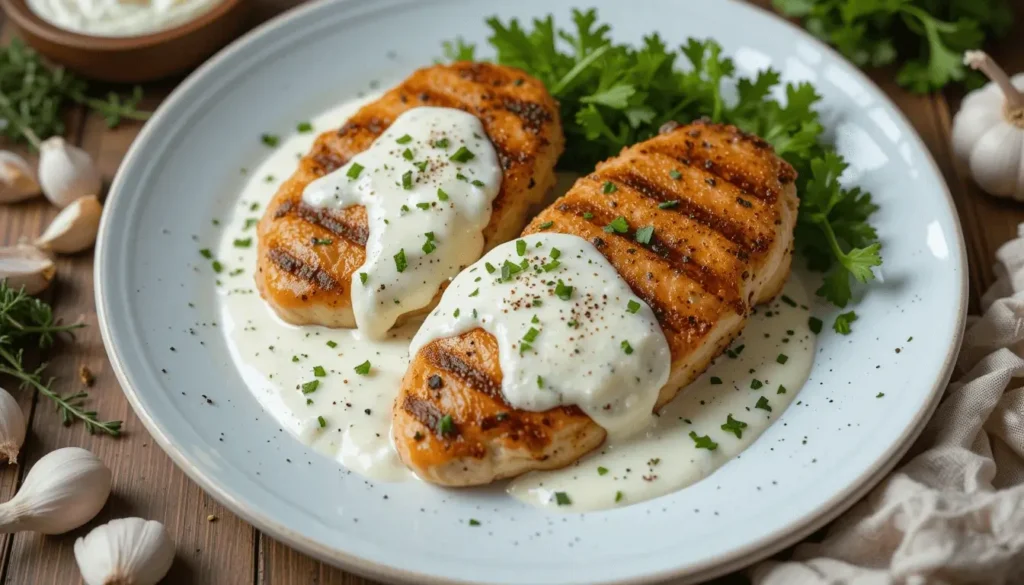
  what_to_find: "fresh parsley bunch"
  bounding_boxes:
[773,0,1014,93]
[445,10,882,328]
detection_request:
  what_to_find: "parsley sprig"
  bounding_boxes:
[447,10,883,325]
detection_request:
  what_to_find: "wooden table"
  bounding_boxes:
[1,1,1021,583]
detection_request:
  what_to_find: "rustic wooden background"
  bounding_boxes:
[0,0,1021,583]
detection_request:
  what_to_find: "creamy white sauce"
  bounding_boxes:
[28,0,223,37]
[507,276,815,511]
[411,233,671,439]
[215,94,816,508]
[303,107,501,340]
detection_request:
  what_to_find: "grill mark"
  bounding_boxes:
[309,145,348,175]
[273,200,369,247]
[644,140,780,202]
[401,395,445,434]
[500,97,551,134]
[336,115,389,138]
[560,201,743,312]
[422,342,504,402]
[267,247,339,291]
[606,170,766,253]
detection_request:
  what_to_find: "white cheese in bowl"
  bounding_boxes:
[27,0,225,37]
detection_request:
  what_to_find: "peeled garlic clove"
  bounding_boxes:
[35,195,102,254]
[75,518,174,585]
[0,388,26,464]
[0,447,111,534]
[38,137,102,208]
[0,152,40,203]
[0,244,55,295]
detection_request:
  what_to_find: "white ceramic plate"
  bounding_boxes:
[96,0,967,583]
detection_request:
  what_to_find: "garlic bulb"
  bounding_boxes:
[952,51,1024,200]
[0,152,40,203]
[0,388,26,464]
[38,137,102,208]
[75,518,175,585]
[0,244,55,295]
[35,195,103,254]
[0,447,111,534]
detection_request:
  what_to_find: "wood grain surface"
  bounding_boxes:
[0,1,1021,583]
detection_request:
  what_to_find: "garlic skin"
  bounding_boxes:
[0,447,111,534]
[0,152,40,203]
[0,388,26,464]
[952,51,1024,200]
[35,195,103,254]
[75,518,175,585]
[38,137,102,208]
[0,244,55,295]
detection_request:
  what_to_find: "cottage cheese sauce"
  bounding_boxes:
[27,0,224,37]
[411,233,671,439]
[303,107,501,340]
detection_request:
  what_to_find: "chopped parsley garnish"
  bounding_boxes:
[501,260,522,280]
[326,340,338,349]
[453,308,460,318]
[354,361,371,375]
[469,288,479,297]
[416,202,431,210]
[658,200,679,209]
[750,379,763,390]
[400,148,414,161]
[450,146,475,162]
[396,134,413,144]
[199,248,212,259]
[777,385,787,394]
[402,170,413,190]
[346,163,364,179]
[809,316,823,334]
[781,295,797,307]
[523,327,540,343]
[554,280,573,300]
[604,216,629,233]
[433,137,449,148]
[635,225,654,244]
[710,376,722,385]
[471,179,485,187]
[359,272,368,285]
[394,249,408,273]
[755,396,772,412]
[468,519,481,526]
[233,238,251,248]
[414,161,428,172]
[542,260,561,272]
[422,233,436,254]
[876,392,885,398]
[669,169,682,180]
[401,204,410,213]
[554,492,572,506]
[536,375,544,388]
[833,311,858,334]
[313,366,326,377]
[602,181,617,194]
[312,238,332,246]
[301,380,319,394]
[583,212,594,219]
[516,240,527,256]
[721,414,748,438]
[317,415,327,428]
[211,261,223,274]
[485,262,496,274]
[597,466,609,476]
[620,340,633,355]
[531,315,540,324]
[297,122,313,133]
[550,248,561,260]
[439,414,454,435]
[776,353,789,364]
[539,221,554,229]
[615,491,624,503]
[261,133,279,147]
[689,431,718,450]
[437,188,449,202]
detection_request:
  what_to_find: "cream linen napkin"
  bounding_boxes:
[750,225,1024,585]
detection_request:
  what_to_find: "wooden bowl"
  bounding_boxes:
[0,0,248,83]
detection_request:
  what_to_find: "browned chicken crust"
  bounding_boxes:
[255,62,564,328]
[393,120,799,486]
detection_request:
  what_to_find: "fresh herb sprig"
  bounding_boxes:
[446,10,881,323]
[0,283,122,435]
[0,39,150,147]
[773,0,1014,93]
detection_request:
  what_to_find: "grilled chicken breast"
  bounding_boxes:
[393,120,799,486]
[256,62,564,328]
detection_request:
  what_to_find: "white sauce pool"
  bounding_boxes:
[303,107,501,340]
[214,95,817,509]
[27,0,223,37]
[411,233,671,439]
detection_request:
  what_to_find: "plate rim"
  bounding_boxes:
[94,0,969,583]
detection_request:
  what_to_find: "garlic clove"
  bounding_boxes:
[0,244,56,295]
[0,388,26,465]
[75,518,175,585]
[35,195,103,254]
[38,137,102,209]
[0,447,111,534]
[0,152,40,203]
[969,124,1022,196]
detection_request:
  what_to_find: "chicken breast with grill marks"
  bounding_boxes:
[255,62,564,329]
[392,120,799,486]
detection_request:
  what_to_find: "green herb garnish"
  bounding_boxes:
[621,340,633,355]
[354,361,371,375]
[359,272,368,285]
[554,280,573,300]
[554,492,572,506]
[346,163,364,179]
[394,249,408,273]
[396,134,413,144]
[516,240,527,256]
[301,380,319,394]
[721,414,748,438]
[317,415,327,428]
[833,310,858,334]
[689,431,718,450]
[602,181,617,194]
[450,146,475,162]
[402,170,413,190]
[604,216,629,234]
[755,396,772,412]
[635,225,654,244]
[437,188,450,201]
